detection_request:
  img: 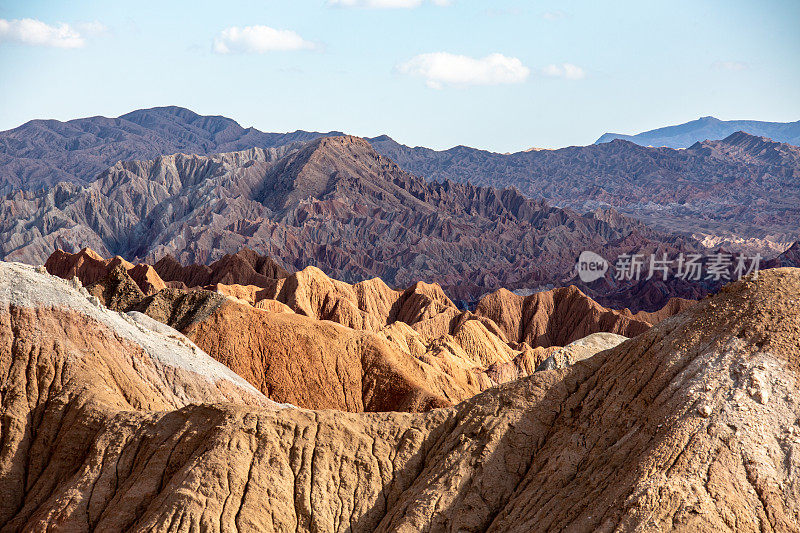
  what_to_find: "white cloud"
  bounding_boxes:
[213,25,314,54]
[711,60,749,71]
[541,63,586,80]
[542,10,568,21]
[328,0,450,8]
[0,18,86,48]
[397,52,530,89]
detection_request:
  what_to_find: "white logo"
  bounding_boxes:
[575,251,608,283]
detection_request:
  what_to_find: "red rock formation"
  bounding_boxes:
[180,297,457,412]
[130,281,530,410]
[45,247,166,295]
[630,296,696,323]
[47,247,690,349]
[474,285,655,348]
[154,247,290,287]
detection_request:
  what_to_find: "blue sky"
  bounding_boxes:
[1,0,798,151]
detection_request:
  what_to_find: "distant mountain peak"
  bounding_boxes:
[596,117,800,148]
[721,130,774,144]
[295,134,388,166]
[686,130,800,168]
[121,105,205,118]
[120,106,245,137]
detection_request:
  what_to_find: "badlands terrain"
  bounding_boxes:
[3,106,800,253]
[42,247,682,411]
[372,130,800,251]
[2,106,800,531]
[2,256,799,531]
[0,133,709,309]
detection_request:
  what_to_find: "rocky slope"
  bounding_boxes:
[139,288,461,412]
[47,254,543,410]
[595,115,800,148]
[370,131,800,252]
[766,241,800,268]
[0,105,339,193]
[3,261,799,530]
[154,247,290,287]
[475,285,657,348]
[4,106,798,254]
[1,134,704,309]
[0,261,276,527]
[42,249,694,414]
[44,247,168,295]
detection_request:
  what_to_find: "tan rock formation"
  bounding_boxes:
[41,249,693,414]
[536,332,628,371]
[486,345,560,384]
[253,298,294,314]
[0,262,276,526]
[78,263,507,410]
[258,266,392,331]
[630,296,696,323]
[168,285,660,412]
[182,297,459,411]
[181,270,617,404]
[3,262,799,531]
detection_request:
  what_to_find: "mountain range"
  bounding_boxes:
[370,131,800,252]
[595,115,800,148]
[0,105,339,194]
[0,135,705,309]
[3,105,800,531]
[3,106,799,253]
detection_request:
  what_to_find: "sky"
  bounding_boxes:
[0,0,798,152]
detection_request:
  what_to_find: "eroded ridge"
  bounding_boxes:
[2,263,799,531]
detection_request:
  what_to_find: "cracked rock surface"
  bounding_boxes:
[2,261,800,530]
